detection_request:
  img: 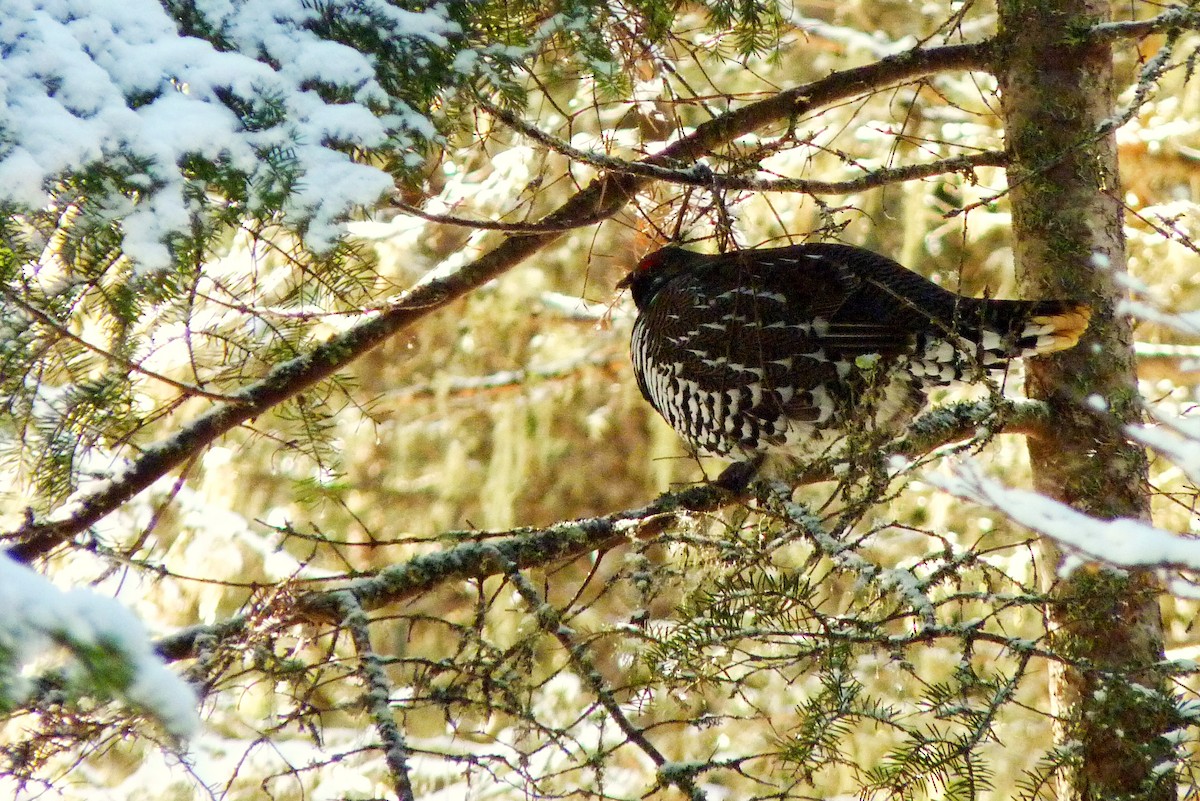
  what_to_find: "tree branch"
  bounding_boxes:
[154,398,1047,662]
[3,39,994,563]
[0,285,244,404]
[501,560,707,800]
[712,152,1008,194]
[1090,7,1200,42]
[334,592,416,801]
[484,98,1006,195]
[388,200,621,234]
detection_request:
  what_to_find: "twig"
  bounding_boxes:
[1090,7,1200,42]
[1135,342,1200,384]
[333,591,416,801]
[483,97,1006,194]
[712,152,1007,193]
[389,200,621,234]
[154,398,1051,661]
[383,349,621,402]
[1,285,243,404]
[500,559,708,801]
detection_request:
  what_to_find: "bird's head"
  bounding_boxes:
[617,246,699,309]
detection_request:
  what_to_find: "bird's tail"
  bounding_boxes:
[1001,300,1093,356]
[909,299,1092,385]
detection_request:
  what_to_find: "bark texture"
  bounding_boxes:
[997,1,1175,798]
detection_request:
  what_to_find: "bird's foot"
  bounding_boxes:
[713,454,767,494]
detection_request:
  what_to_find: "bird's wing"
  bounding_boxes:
[716,246,923,359]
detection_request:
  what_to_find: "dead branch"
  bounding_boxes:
[334,592,416,801]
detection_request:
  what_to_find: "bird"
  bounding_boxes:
[619,242,1091,473]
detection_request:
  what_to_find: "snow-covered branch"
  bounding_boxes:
[932,460,1200,582]
[0,552,198,738]
[1,0,463,265]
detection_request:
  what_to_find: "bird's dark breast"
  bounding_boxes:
[630,270,898,458]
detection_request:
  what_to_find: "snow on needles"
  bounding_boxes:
[0,0,459,268]
[0,551,200,739]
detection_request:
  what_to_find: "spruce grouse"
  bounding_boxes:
[620,243,1091,465]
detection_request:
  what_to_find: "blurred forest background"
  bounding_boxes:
[4,0,1200,799]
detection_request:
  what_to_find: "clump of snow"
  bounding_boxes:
[0,551,200,738]
[1127,413,1200,489]
[0,0,462,269]
[1120,299,1200,336]
[930,459,1200,579]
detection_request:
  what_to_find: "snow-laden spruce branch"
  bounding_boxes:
[0,0,461,266]
[3,39,994,563]
[0,551,199,739]
[154,398,1051,662]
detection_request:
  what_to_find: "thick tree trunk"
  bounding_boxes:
[997,1,1175,798]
